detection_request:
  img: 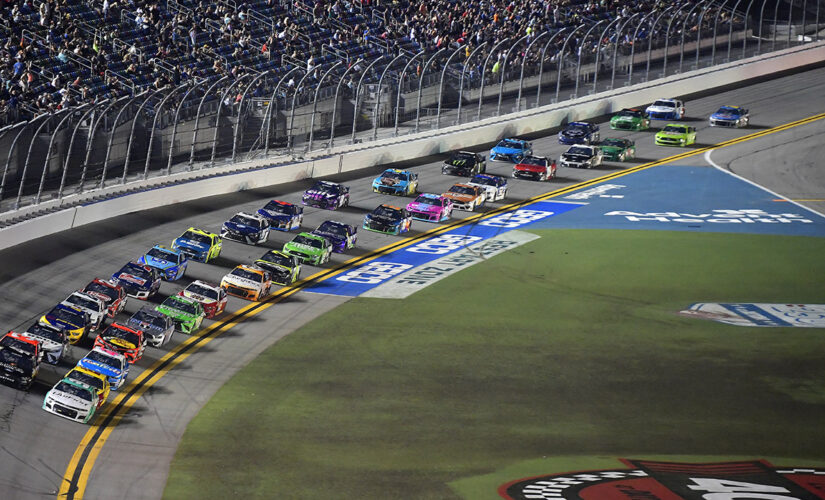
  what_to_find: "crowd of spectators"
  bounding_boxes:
[0,0,743,127]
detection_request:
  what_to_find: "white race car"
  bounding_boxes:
[61,291,106,332]
[468,174,508,202]
[645,98,686,121]
[42,379,97,424]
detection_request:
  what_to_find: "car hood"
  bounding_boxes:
[491,146,523,155]
[647,105,676,113]
[23,333,62,351]
[442,192,475,202]
[114,272,149,287]
[43,315,81,330]
[365,214,400,224]
[303,190,334,199]
[128,318,166,333]
[173,239,209,251]
[561,128,585,136]
[515,163,546,172]
[312,230,344,242]
[79,358,122,377]
[657,130,687,136]
[223,221,259,234]
[101,336,137,350]
[222,274,261,289]
[257,209,293,221]
[711,112,739,119]
[374,177,408,187]
[84,291,114,305]
[406,202,441,213]
[142,255,176,270]
[182,292,217,305]
[46,390,94,410]
[562,153,591,160]
[612,116,637,122]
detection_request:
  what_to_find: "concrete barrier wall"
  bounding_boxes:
[1,41,823,252]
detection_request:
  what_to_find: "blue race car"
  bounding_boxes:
[489,138,532,163]
[111,261,161,300]
[363,204,413,235]
[138,245,188,281]
[372,169,418,196]
[311,221,357,253]
[256,199,303,231]
[302,181,350,210]
[558,122,600,145]
[709,105,749,128]
[220,212,271,245]
[77,346,129,390]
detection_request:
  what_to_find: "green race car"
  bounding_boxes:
[655,124,697,147]
[155,295,205,334]
[282,232,332,266]
[254,250,301,285]
[609,108,650,131]
[599,138,637,161]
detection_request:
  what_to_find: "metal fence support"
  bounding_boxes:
[211,75,251,167]
[59,102,107,199]
[786,0,795,47]
[287,70,316,152]
[1,122,30,204]
[456,43,487,125]
[612,14,641,88]
[123,90,163,180]
[757,0,771,54]
[816,0,820,41]
[662,6,683,76]
[574,21,604,98]
[727,0,746,62]
[800,0,807,42]
[477,38,511,121]
[743,0,759,58]
[15,114,52,209]
[234,71,271,162]
[536,29,567,107]
[166,83,205,175]
[772,0,782,51]
[497,35,529,116]
[627,13,652,84]
[145,86,187,179]
[436,44,466,128]
[394,51,426,136]
[101,91,147,188]
[414,49,445,133]
[647,7,676,81]
[593,18,622,93]
[679,0,711,74]
[694,0,718,69]
[329,61,362,147]
[371,54,406,141]
[517,33,549,112]
[307,61,342,150]
[264,68,302,155]
[36,109,78,204]
[351,56,386,143]
[79,97,126,191]
[189,76,229,169]
[556,26,585,102]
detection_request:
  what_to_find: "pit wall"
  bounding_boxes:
[1,41,823,252]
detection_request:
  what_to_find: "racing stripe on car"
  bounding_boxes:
[59,110,825,500]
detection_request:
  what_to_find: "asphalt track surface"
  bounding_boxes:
[0,65,824,500]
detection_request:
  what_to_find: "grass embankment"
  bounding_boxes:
[165,229,825,499]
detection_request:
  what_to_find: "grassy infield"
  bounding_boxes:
[164,229,825,499]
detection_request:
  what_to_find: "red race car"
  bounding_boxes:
[178,280,228,319]
[82,279,128,318]
[513,155,556,181]
[93,323,146,364]
[1,331,42,363]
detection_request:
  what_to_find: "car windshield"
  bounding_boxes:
[104,326,140,346]
[0,348,32,370]
[130,309,168,328]
[663,125,686,133]
[316,222,347,236]
[497,139,523,149]
[372,206,401,219]
[471,175,499,186]
[567,147,591,155]
[185,283,219,299]
[146,247,176,260]
[601,139,626,147]
[448,185,476,195]
[380,171,406,181]
[617,109,642,117]
[65,294,99,311]
[55,381,93,401]
[653,100,676,108]
[49,307,84,325]
[26,324,64,342]
[230,268,263,281]
[448,152,475,164]
[259,251,294,268]
[716,106,738,114]
[66,371,104,391]
[0,336,35,355]
[85,350,120,368]
[263,201,293,214]
[292,235,324,248]
[413,195,439,205]
[520,156,546,166]
[313,182,339,193]
[84,281,118,302]
[120,263,152,279]
[568,123,588,130]
[229,214,260,227]
[180,231,211,244]
[163,297,199,315]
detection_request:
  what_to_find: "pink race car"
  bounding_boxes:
[405,194,453,222]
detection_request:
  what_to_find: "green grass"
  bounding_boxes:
[164,229,825,499]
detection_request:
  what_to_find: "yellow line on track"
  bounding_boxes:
[57,110,825,499]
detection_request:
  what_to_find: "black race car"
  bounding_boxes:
[442,151,486,176]
[0,346,39,390]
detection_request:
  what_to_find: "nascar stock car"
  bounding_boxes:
[254,250,301,286]
[111,261,162,299]
[61,291,106,332]
[42,379,96,423]
[221,212,271,245]
[1,331,41,363]
[441,183,486,211]
[302,180,350,209]
[283,232,333,265]
[179,280,228,318]
[156,295,205,334]
[138,245,189,280]
[63,366,110,409]
[468,174,507,202]
[171,227,222,263]
[22,323,68,364]
[221,265,273,301]
[599,138,637,162]
[363,205,413,235]
[0,345,38,390]
[82,279,127,317]
[559,145,604,169]
[128,306,175,347]
[406,194,453,222]
[489,138,532,162]
[311,220,357,253]
[257,199,304,231]
[93,323,146,364]
[709,105,749,127]
[441,151,486,176]
[655,124,697,147]
[558,122,600,145]
[372,169,419,196]
[40,304,90,344]
[645,98,686,120]
[77,346,129,390]
[609,108,650,130]
[513,155,557,181]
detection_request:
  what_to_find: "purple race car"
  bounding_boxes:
[405,194,453,223]
[311,220,357,253]
[302,181,350,210]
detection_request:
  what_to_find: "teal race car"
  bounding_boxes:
[599,138,636,161]
[155,295,205,334]
[282,232,332,266]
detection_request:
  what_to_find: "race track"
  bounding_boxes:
[1,64,824,500]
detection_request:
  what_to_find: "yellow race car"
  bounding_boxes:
[171,227,223,263]
[63,366,111,409]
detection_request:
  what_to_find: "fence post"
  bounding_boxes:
[308,61,342,151]
[757,0,771,54]
[145,86,187,179]
[234,71,271,162]
[497,35,529,116]
[101,92,146,188]
[457,43,487,125]
[15,114,53,210]
[727,0,746,62]
[679,1,709,74]
[79,97,125,191]
[328,61,362,148]
[516,33,549,112]
[263,68,302,156]
[627,13,651,85]
[287,70,315,153]
[593,18,621,93]
[189,76,229,169]
[694,0,718,69]
[58,103,106,199]
[536,29,567,107]
[393,52,426,136]
[37,107,84,204]
[210,75,251,167]
[350,56,386,143]
[167,83,204,175]
[611,14,640,89]
[0,122,30,205]
[647,8,676,81]
[477,39,510,122]
[436,44,466,129]
[414,48,445,132]
[371,55,405,141]
[556,26,585,102]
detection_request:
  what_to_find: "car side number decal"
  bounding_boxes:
[336,262,414,284]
